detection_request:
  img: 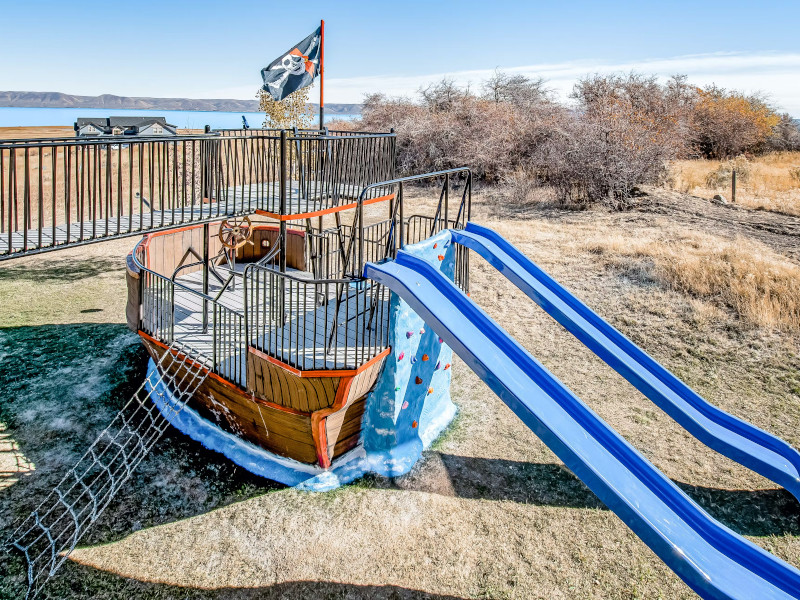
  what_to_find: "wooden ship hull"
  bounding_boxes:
[139,333,386,467]
[127,220,389,469]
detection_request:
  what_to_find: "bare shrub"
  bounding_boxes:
[358,71,791,210]
[691,86,781,158]
[361,81,566,182]
[572,73,695,146]
[501,168,551,205]
[538,73,690,208]
[768,114,800,152]
[482,70,551,108]
[324,118,361,132]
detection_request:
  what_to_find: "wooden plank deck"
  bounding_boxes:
[170,265,389,386]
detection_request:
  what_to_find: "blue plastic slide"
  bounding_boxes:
[365,250,800,600]
[451,222,800,501]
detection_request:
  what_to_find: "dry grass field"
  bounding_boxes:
[0,180,799,599]
[0,126,75,140]
[668,151,800,216]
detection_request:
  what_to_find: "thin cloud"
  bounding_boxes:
[319,52,800,114]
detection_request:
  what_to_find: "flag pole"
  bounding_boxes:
[319,19,325,131]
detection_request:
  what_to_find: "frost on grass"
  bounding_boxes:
[0,320,277,594]
[0,325,143,472]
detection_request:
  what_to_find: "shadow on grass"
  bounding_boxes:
[364,451,800,537]
[1,552,469,600]
[0,323,282,554]
[0,257,124,283]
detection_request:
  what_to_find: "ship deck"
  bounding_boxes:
[171,264,390,386]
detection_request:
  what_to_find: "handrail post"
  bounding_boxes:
[358,195,364,274]
[202,222,209,332]
[170,282,175,343]
[444,172,449,229]
[279,130,287,274]
[467,170,472,223]
[243,264,249,347]
[398,181,404,249]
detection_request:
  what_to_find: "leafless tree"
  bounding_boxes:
[482,70,551,108]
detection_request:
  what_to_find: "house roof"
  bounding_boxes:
[75,116,177,129]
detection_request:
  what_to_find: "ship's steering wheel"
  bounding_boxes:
[218,216,254,251]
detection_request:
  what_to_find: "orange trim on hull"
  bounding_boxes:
[311,375,354,469]
[255,193,395,222]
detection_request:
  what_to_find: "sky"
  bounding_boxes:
[1,0,799,114]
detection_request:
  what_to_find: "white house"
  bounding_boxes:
[74,117,178,137]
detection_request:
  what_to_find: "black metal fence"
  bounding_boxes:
[244,263,390,370]
[134,238,246,385]
[139,267,175,343]
[0,130,396,260]
[212,303,246,383]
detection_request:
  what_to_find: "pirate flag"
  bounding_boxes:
[261,27,321,101]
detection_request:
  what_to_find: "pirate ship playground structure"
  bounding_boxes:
[0,127,471,482]
[123,128,471,477]
[6,127,800,599]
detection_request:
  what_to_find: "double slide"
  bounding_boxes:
[365,226,800,600]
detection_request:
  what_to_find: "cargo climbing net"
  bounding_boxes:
[3,342,210,599]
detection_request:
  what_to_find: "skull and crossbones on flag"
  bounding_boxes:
[261,26,321,101]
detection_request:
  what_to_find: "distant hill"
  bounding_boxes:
[0,91,361,115]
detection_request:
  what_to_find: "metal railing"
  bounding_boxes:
[212,303,245,383]
[133,238,246,384]
[341,167,472,278]
[406,214,471,292]
[139,267,175,342]
[244,263,390,371]
[0,130,396,260]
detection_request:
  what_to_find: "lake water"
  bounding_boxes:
[0,107,358,129]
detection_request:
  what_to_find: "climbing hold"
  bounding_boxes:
[433,242,438,249]
[466,292,471,297]
[435,361,441,370]
[427,387,434,395]
[415,376,423,384]
[406,331,414,338]
[419,327,425,334]
[395,386,401,392]
[398,352,405,361]
[412,420,418,428]
[422,354,429,361]
[402,400,409,409]
[439,337,443,343]
[444,363,451,370]
[437,255,444,261]
[411,356,417,364]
